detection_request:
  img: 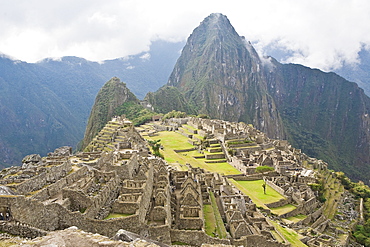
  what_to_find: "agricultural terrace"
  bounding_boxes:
[144,130,241,175]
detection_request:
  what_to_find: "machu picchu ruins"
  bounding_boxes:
[0,116,362,246]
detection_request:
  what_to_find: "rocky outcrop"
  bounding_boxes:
[163,13,286,140]
[82,77,140,149]
[21,226,161,247]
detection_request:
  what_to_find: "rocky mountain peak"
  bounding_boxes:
[148,13,370,184]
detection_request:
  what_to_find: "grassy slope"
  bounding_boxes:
[269,220,308,247]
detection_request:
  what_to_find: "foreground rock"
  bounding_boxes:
[20,226,160,247]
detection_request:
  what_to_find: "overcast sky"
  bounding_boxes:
[1,0,370,71]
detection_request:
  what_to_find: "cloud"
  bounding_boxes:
[140,53,150,61]
[0,0,369,71]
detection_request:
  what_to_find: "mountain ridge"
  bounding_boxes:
[0,40,182,167]
[147,13,370,183]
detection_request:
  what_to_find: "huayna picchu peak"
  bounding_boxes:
[147,13,370,185]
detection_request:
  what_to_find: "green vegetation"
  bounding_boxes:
[322,173,343,219]
[226,139,253,146]
[354,199,370,246]
[335,172,370,246]
[308,181,326,203]
[145,86,196,115]
[269,220,308,247]
[162,110,187,120]
[82,77,140,148]
[209,191,228,238]
[270,204,296,216]
[231,179,285,208]
[203,204,216,236]
[114,101,158,126]
[284,214,307,224]
[147,139,164,158]
[255,166,275,174]
[146,131,240,175]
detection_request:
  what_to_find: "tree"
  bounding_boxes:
[262,183,267,195]
[148,139,163,158]
[256,166,274,194]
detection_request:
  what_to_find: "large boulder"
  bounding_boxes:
[47,146,72,157]
[22,154,41,164]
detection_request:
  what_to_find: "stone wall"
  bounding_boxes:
[15,161,72,194]
[265,179,285,196]
[138,161,154,224]
[112,199,140,214]
[280,206,302,219]
[177,130,193,139]
[148,225,171,244]
[170,229,231,246]
[32,166,91,201]
[228,174,263,181]
[0,221,48,239]
[205,153,225,159]
[85,173,121,219]
[227,142,258,148]
[266,198,289,209]
[178,216,203,230]
[62,189,92,212]
[9,195,144,237]
[232,234,289,247]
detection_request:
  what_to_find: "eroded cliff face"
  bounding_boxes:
[82,77,139,148]
[166,13,286,139]
[148,13,370,183]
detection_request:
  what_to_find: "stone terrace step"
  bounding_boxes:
[207,147,222,153]
[205,159,227,163]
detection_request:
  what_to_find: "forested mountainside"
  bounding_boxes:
[82,77,139,148]
[0,40,182,167]
[147,13,370,183]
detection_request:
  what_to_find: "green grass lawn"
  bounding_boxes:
[203,204,217,236]
[231,179,285,208]
[270,204,297,216]
[203,192,228,238]
[284,214,307,223]
[270,230,285,243]
[182,124,197,130]
[269,220,308,247]
[146,131,241,175]
[148,131,195,150]
[210,191,228,238]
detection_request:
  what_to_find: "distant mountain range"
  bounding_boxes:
[1,13,370,185]
[147,13,370,183]
[0,40,183,167]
